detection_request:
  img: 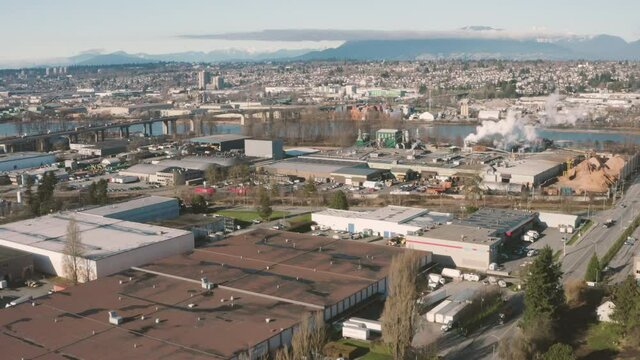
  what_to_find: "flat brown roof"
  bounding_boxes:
[1,229,419,359]
[0,271,305,359]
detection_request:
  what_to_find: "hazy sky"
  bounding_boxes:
[2,0,640,63]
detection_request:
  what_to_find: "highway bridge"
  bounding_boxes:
[0,106,303,152]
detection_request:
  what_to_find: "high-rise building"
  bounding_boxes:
[197,70,210,90]
[45,67,50,76]
[460,99,469,118]
[212,76,224,90]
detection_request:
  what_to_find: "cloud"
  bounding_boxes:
[179,28,583,42]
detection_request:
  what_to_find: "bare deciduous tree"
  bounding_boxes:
[291,311,326,360]
[62,218,92,284]
[381,250,422,360]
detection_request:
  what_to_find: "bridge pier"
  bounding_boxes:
[119,126,130,139]
[93,130,105,142]
[36,138,50,152]
[162,120,170,135]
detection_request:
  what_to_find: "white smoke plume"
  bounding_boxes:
[465,92,585,149]
[465,112,537,149]
[540,92,583,127]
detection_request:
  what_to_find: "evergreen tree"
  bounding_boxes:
[329,190,349,210]
[86,181,98,205]
[257,190,273,220]
[611,275,640,333]
[190,195,208,214]
[523,246,565,327]
[584,253,601,283]
[542,343,576,360]
[303,178,317,198]
[95,179,108,205]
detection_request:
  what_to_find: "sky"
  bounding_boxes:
[1,0,640,65]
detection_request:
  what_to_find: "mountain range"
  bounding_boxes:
[300,35,640,61]
[39,48,317,67]
[26,33,640,67]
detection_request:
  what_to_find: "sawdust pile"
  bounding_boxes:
[556,155,626,194]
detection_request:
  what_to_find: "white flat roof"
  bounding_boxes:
[81,196,176,217]
[316,206,440,224]
[493,159,560,177]
[0,212,190,260]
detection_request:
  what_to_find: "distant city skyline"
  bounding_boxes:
[2,0,640,65]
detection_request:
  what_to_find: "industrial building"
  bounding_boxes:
[0,229,430,359]
[376,129,403,148]
[484,158,564,186]
[244,139,284,160]
[459,208,538,240]
[330,167,386,186]
[118,163,171,182]
[312,206,452,238]
[0,246,34,282]
[406,224,501,270]
[157,155,243,170]
[0,210,193,281]
[70,141,128,157]
[81,196,179,223]
[405,208,538,271]
[262,157,368,182]
[190,134,251,152]
[0,152,56,172]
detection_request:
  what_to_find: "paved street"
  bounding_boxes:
[561,173,640,281]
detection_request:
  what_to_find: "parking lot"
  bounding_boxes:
[501,226,572,274]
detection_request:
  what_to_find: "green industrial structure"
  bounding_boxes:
[376,129,403,148]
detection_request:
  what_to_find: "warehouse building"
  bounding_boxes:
[119,163,170,182]
[0,152,56,172]
[263,157,368,182]
[330,167,386,186]
[157,155,243,170]
[406,224,501,270]
[459,208,538,241]
[81,196,179,223]
[0,212,193,281]
[312,205,452,238]
[0,229,430,359]
[0,246,34,282]
[405,208,538,270]
[189,134,251,152]
[245,139,284,160]
[483,158,564,187]
[70,141,128,157]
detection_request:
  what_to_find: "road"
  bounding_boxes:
[440,293,524,360]
[561,173,640,281]
[606,224,640,283]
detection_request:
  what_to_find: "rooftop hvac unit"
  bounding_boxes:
[108,311,123,325]
[201,277,214,290]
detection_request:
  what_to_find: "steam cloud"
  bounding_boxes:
[464,93,585,149]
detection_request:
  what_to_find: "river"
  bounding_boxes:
[1,120,638,146]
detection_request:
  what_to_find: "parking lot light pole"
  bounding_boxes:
[562,236,567,258]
